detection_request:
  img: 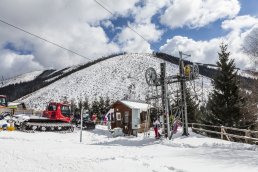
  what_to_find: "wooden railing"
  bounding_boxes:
[189,123,258,143]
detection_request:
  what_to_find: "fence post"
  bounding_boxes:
[221,127,223,140]
[245,131,249,143]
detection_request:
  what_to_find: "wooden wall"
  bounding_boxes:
[112,104,132,129]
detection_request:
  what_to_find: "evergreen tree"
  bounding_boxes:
[62,96,69,104]
[83,96,90,111]
[70,98,77,117]
[207,43,256,128]
[91,97,99,116]
[78,99,83,114]
[185,88,201,123]
[104,96,111,113]
[99,96,105,115]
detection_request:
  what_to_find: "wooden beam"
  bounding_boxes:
[189,123,258,134]
[192,127,258,142]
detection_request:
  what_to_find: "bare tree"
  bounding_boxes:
[242,26,258,66]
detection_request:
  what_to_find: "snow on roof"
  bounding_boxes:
[8,102,24,106]
[120,100,149,112]
[106,108,114,114]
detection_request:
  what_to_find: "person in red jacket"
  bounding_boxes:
[153,117,161,138]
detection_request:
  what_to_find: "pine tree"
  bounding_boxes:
[70,98,77,117]
[99,96,105,115]
[83,96,90,111]
[91,97,99,117]
[78,99,83,114]
[207,43,256,128]
[104,96,111,113]
[185,88,201,123]
[62,96,69,104]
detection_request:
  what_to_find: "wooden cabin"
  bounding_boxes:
[107,100,150,134]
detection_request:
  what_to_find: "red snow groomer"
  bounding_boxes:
[14,102,74,132]
[0,95,7,108]
[42,102,72,123]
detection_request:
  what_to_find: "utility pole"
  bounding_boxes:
[179,51,189,136]
[202,76,203,102]
[160,63,170,138]
[80,108,83,143]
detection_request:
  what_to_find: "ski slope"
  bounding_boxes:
[0,70,44,88]
[17,53,212,111]
[0,125,257,172]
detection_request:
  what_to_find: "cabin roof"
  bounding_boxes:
[107,100,149,112]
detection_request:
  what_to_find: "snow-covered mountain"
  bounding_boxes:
[206,65,257,79]
[0,70,44,88]
[17,53,212,111]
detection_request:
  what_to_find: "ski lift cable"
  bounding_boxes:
[94,0,161,53]
[0,19,94,62]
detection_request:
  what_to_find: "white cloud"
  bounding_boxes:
[116,23,164,53]
[0,0,140,78]
[101,20,114,29]
[0,0,170,78]
[160,17,258,69]
[160,0,240,29]
[0,50,44,79]
[222,15,258,30]
[160,36,221,64]
[132,0,170,24]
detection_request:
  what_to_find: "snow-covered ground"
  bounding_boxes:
[17,53,212,110]
[0,70,44,88]
[1,125,258,172]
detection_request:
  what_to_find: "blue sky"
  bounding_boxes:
[0,0,258,79]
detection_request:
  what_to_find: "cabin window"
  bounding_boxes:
[48,105,57,111]
[116,112,121,121]
[125,111,129,123]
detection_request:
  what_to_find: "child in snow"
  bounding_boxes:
[153,117,161,138]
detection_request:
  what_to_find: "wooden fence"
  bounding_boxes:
[189,123,258,143]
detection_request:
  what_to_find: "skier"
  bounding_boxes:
[153,117,161,138]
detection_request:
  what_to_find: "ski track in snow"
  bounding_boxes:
[17,53,212,110]
[0,125,258,172]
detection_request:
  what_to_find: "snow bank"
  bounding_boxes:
[1,125,258,172]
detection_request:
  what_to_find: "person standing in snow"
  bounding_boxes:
[173,119,182,133]
[102,114,105,125]
[107,113,111,121]
[153,117,161,138]
[91,113,96,124]
[104,114,107,125]
[76,113,81,124]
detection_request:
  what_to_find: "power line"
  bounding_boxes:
[94,0,161,53]
[0,19,93,62]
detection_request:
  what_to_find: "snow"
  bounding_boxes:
[0,70,44,88]
[121,100,149,112]
[17,53,213,111]
[1,125,258,172]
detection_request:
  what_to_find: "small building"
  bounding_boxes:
[8,102,27,109]
[107,100,151,134]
